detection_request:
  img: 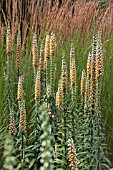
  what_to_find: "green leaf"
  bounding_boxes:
[29,159,36,169]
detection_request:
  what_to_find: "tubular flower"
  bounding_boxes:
[50,33,56,56]
[35,71,41,100]
[56,80,62,108]
[6,21,12,54]
[70,58,76,87]
[96,32,104,79]
[20,102,26,133]
[18,76,23,101]
[68,138,79,170]
[32,32,38,67]
[45,34,50,60]
[87,52,92,78]
[46,85,52,99]
[84,78,89,107]
[70,42,75,82]
[45,35,50,86]
[39,42,45,72]
[9,109,16,136]
[61,55,68,93]
[16,31,21,69]
[81,70,86,95]
[90,32,97,113]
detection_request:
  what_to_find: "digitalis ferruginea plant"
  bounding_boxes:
[96,32,104,79]
[9,109,16,136]
[61,54,68,93]
[68,138,79,170]
[18,76,23,101]
[39,42,45,72]
[50,33,56,56]
[81,70,86,95]
[32,32,38,67]
[35,71,41,100]
[16,31,21,69]
[20,102,26,133]
[6,21,12,54]
[45,34,50,60]
[56,80,62,108]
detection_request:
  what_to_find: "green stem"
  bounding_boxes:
[22,132,24,170]
[18,67,20,80]
[62,90,67,167]
[35,100,39,169]
[71,85,76,142]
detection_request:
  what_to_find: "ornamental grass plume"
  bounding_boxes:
[9,109,16,136]
[19,101,26,133]
[17,76,23,101]
[1,25,6,44]
[16,30,21,69]
[6,21,12,54]
[35,70,41,100]
[81,70,86,95]
[68,138,79,170]
[56,79,62,108]
[2,1,113,41]
[32,32,38,68]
